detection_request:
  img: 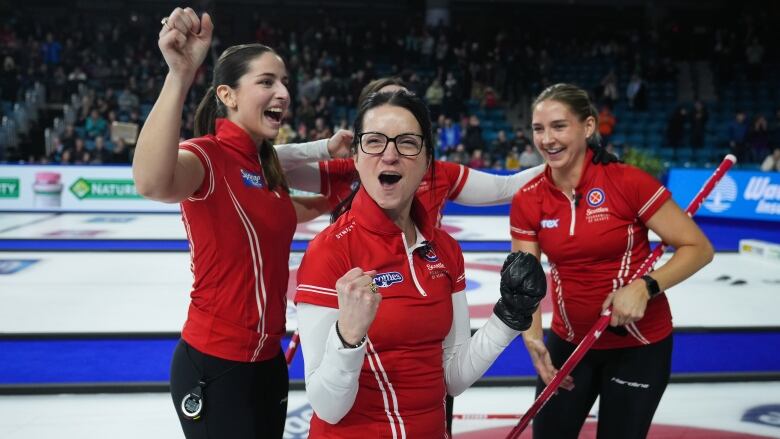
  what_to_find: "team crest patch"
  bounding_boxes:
[586,188,606,207]
[241,169,266,189]
[421,247,439,262]
[373,272,404,288]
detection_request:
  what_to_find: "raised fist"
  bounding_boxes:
[493,252,546,331]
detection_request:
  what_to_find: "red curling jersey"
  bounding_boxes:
[178,118,296,362]
[319,159,469,226]
[510,150,673,349]
[295,188,467,438]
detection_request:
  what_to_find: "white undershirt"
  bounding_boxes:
[275,139,330,173]
[453,164,545,206]
[283,161,546,206]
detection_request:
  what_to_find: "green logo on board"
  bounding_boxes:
[0,178,20,198]
[69,178,141,200]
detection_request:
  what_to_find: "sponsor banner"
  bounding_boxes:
[0,165,178,212]
[667,169,780,222]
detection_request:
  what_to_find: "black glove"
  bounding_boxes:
[588,143,621,165]
[493,252,547,331]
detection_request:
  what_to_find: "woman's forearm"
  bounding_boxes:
[132,72,192,200]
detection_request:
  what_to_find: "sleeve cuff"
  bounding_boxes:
[324,323,366,372]
[313,138,331,160]
[484,313,521,347]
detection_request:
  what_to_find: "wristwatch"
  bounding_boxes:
[641,275,661,299]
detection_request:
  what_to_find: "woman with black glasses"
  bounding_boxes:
[293,90,548,438]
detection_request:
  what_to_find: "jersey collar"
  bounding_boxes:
[350,186,435,241]
[542,147,597,193]
[215,118,259,156]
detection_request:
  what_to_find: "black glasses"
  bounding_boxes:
[358,132,425,156]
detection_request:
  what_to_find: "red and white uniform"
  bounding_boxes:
[319,159,469,226]
[510,150,672,349]
[178,118,296,362]
[295,187,466,438]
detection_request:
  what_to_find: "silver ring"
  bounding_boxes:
[161,17,170,27]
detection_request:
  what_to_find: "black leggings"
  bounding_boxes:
[533,332,672,439]
[170,340,289,439]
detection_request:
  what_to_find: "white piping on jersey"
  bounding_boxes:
[550,263,575,341]
[613,224,635,291]
[626,322,651,344]
[296,284,338,297]
[611,223,651,345]
[510,226,536,236]
[225,179,268,361]
[366,339,407,439]
[181,207,196,275]
[181,142,215,201]
[568,188,576,236]
[402,230,429,297]
[638,187,665,218]
[447,165,466,198]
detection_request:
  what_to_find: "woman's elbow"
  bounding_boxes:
[134,179,167,201]
[133,178,157,199]
[309,401,347,424]
[445,374,468,397]
[701,238,715,265]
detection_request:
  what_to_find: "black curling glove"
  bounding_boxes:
[493,252,547,331]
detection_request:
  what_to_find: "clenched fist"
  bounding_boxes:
[493,252,547,331]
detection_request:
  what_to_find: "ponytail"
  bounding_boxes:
[330,181,360,223]
[259,140,289,192]
[194,86,223,137]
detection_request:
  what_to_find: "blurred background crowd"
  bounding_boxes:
[1,0,778,174]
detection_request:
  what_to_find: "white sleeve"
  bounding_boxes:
[298,303,366,424]
[453,164,545,206]
[275,139,330,172]
[285,162,322,193]
[443,291,520,397]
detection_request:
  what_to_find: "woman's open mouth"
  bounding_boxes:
[378,172,402,188]
[264,108,283,124]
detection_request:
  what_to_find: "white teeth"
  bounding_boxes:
[267,108,282,113]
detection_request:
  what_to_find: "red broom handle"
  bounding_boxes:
[285,330,300,366]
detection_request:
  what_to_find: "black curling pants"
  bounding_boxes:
[170,340,289,439]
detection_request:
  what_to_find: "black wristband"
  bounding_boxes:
[335,321,366,349]
[641,275,661,299]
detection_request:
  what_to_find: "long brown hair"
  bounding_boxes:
[194,44,288,191]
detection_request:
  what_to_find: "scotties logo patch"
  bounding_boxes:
[241,169,265,189]
[586,188,605,207]
[373,272,404,288]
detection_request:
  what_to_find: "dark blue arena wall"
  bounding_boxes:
[2,330,779,392]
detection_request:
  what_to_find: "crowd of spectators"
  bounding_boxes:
[0,1,778,172]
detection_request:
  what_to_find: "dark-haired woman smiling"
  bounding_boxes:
[133,7,328,438]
